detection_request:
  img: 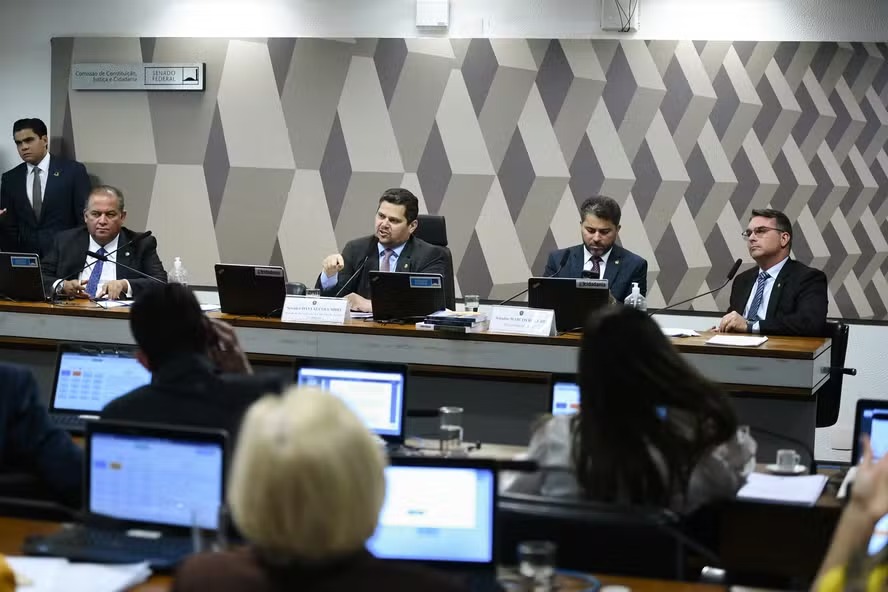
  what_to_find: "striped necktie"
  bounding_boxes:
[746,271,770,323]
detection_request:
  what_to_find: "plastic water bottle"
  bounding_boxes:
[624,281,646,311]
[168,256,188,285]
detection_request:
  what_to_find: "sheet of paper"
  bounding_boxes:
[5,557,67,592]
[93,300,131,309]
[200,304,221,312]
[706,335,769,347]
[4,557,150,592]
[737,473,828,506]
[350,311,374,319]
[661,327,700,337]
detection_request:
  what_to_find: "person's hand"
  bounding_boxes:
[0,208,6,216]
[717,311,747,333]
[207,318,253,375]
[95,279,129,300]
[60,279,89,298]
[345,293,372,313]
[850,435,888,521]
[322,254,344,277]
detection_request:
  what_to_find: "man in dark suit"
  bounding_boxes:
[0,118,91,255]
[102,283,287,443]
[317,188,447,312]
[718,208,827,337]
[544,195,648,303]
[0,363,83,507]
[41,184,166,299]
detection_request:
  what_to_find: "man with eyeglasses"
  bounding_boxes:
[717,208,827,336]
[41,185,166,300]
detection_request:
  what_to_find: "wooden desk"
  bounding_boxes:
[0,517,722,592]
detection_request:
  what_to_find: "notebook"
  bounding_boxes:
[367,457,501,590]
[294,358,407,442]
[49,343,152,433]
[0,252,47,301]
[24,420,228,570]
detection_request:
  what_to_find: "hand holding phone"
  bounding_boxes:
[206,318,253,375]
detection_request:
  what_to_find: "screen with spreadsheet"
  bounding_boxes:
[296,367,404,437]
[550,380,667,420]
[89,432,223,529]
[52,352,152,413]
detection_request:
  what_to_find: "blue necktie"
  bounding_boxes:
[746,271,770,323]
[86,247,106,297]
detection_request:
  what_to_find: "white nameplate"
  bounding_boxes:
[281,295,348,325]
[488,306,556,337]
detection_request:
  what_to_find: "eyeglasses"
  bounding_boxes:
[741,226,787,239]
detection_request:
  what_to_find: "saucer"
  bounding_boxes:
[765,463,807,476]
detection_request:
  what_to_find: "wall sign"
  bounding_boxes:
[71,63,205,91]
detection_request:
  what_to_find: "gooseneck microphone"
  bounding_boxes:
[650,258,743,316]
[497,249,571,306]
[87,250,166,287]
[334,255,371,298]
[53,231,155,298]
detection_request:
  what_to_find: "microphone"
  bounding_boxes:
[650,258,742,316]
[52,231,154,298]
[497,249,572,306]
[87,250,166,288]
[334,254,371,298]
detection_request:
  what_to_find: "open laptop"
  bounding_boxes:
[369,271,446,322]
[24,420,228,570]
[548,373,666,419]
[528,277,610,333]
[294,358,407,443]
[48,343,152,433]
[367,456,501,591]
[0,252,47,301]
[215,263,287,317]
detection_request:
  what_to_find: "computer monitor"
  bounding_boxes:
[215,263,287,317]
[369,271,446,322]
[548,373,666,419]
[294,358,407,441]
[528,277,610,332]
[367,457,498,568]
[50,343,152,416]
[0,252,47,301]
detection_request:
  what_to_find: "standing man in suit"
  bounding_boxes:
[544,195,648,303]
[41,184,166,299]
[0,118,91,255]
[717,208,827,337]
[317,188,446,312]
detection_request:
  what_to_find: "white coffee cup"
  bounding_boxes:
[776,448,801,471]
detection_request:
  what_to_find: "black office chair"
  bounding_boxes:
[815,320,856,428]
[498,492,712,580]
[0,471,77,521]
[414,215,455,310]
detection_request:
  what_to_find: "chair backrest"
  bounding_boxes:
[816,320,851,428]
[497,492,688,579]
[414,215,455,309]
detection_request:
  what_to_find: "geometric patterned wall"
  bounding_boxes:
[50,38,888,319]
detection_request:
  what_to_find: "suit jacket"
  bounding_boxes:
[727,258,828,337]
[172,547,467,592]
[0,363,83,507]
[101,354,288,446]
[544,243,648,303]
[0,156,91,256]
[41,226,166,297]
[316,235,448,299]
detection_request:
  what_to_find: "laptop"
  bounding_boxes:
[528,277,610,333]
[49,343,152,433]
[294,358,407,443]
[215,263,287,317]
[369,271,446,322]
[548,373,666,419]
[367,456,502,591]
[24,420,228,570]
[0,252,47,301]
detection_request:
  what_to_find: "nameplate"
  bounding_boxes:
[281,296,348,325]
[71,63,205,91]
[488,306,556,337]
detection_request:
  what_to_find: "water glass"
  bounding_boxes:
[517,540,557,592]
[464,294,480,313]
[439,406,464,454]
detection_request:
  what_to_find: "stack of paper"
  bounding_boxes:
[737,473,828,506]
[706,335,769,347]
[661,327,700,337]
[5,557,151,592]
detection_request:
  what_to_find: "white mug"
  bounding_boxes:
[776,448,801,471]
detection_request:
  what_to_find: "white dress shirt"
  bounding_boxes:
[742,256,789,333]
[53,233,133,298]
[26,153,50,208]
[321,242,408,290]
[583,245,612,278]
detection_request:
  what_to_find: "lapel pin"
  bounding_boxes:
[124,252,130,257]
[403,263,408,269]
[53,171,60,177]
[614,260,620,265]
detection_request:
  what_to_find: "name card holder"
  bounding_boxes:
[281,295,349,325]
[488,306,556,337]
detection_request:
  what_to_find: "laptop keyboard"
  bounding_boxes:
[49,413,88,434]
[24,526,194,570]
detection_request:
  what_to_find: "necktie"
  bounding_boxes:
[86,247,106,298]
[585,255,602,279]
[32,168,42,220]
[746,271,770,323]
[381,249,394,272]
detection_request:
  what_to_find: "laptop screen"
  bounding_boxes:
[367,465,495,564]
[550,378,666,419]
[53,351,151,414]
[89,432,224,529]
[296,366,404,438]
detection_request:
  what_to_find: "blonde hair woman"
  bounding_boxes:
[172,387,465,592]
